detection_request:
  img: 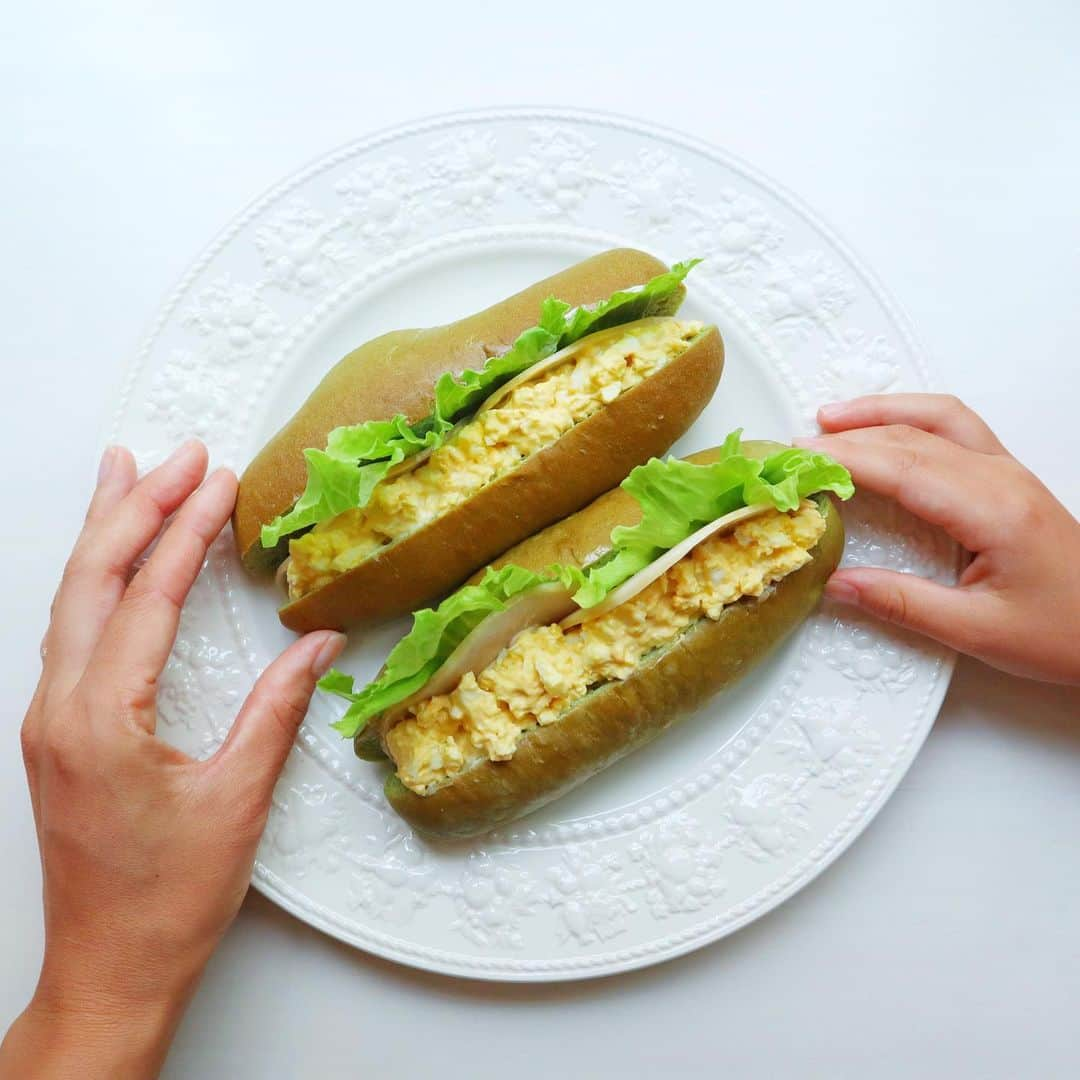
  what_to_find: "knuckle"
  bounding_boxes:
[130,481,172,527]
[882,424,926,449]
[889,423,920,442]
[997,462,1045,524]
[877,583,910,627]
[113,675,157,716]
[894,447,922,477]
[19,721,40,769]
[41,720,77,765]
[122,572,155,612]
[1010,489,1045,532]
[61,545,127,594]
[124,571,181,619]
[1011,458,1041,488]
[258,683,311,742]
[61,549,93,586]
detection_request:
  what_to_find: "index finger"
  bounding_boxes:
[797,429,1002,551]
[87,468,238,727]
[816,394,1008,455]
[46,441,207,697]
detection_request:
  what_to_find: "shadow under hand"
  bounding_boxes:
[938,656,1080,748]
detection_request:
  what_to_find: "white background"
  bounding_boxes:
[4,2,1080,1077]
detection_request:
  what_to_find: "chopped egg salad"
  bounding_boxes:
[286,319,703,600]
[386,500,827,795]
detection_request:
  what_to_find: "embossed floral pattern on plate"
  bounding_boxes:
[109,108,957,981]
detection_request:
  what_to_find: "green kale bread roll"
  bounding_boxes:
[322,437,854,838]
[235,250,724,632]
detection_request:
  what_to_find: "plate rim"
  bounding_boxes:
[110,105,955,981]
[107,105,940,440]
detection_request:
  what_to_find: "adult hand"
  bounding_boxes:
[0,441,344,1079]
[798,394,1080,684]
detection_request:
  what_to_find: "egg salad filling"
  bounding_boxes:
[385,500,826,795]
[286,318,703,601]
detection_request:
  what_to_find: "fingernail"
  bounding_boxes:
[818,401,844,421]
[166,438,203,468]
[825,578,859,604]
[97,446,119,485]
[205,466,238,492]
[312,632,347,678]
[792,435,823,449]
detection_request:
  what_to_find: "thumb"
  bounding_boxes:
[825,568,995,657]
[211,630,346,802]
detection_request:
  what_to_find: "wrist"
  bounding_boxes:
[2,979,191,1080]
[36,926,211,1016]
[0,945,206,1080]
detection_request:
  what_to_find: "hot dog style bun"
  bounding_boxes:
[235,250,724,632]
[322,437,854,838]
[235,248,668,567]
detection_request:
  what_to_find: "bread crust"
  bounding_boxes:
[234,248,673,570]
[279,326,724,632]
[384,493,844,838]
[371,449,842,842]
[355,442,786,759]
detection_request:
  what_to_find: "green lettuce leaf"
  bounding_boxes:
[428,325,559,429]
[432,259,700,421]
[260,414,453,548]
[572,432,854,606]
[261,260,700,548]
[320,563,584,738]
[324,433,853,738]
[542,258,701,345]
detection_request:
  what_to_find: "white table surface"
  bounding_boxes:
[4,2,1079,1076]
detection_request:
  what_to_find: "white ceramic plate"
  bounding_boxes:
[113,108,958,981]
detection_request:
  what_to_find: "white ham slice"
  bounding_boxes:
[383,581,577,722]
[317,316,684,540]
[559,503,775,629]
[381,420,466,482]
[476,316,676,414]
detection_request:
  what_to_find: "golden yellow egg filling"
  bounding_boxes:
[286,319,703,600]
[386,501,827,795]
